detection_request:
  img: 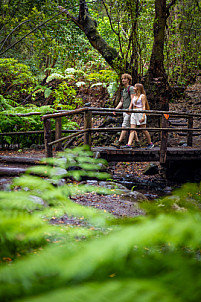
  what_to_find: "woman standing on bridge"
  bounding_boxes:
[123,83,154,150]
[112,73,139,148]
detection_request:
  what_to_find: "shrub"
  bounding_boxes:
[0,58,35,101]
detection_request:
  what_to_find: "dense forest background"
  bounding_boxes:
[0,2,201,301]
[0,0,200,101]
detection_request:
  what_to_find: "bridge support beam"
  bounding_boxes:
[84,110,92,148]
[44,119,53,158]
[160,114,168,164]
[161,160,201,183]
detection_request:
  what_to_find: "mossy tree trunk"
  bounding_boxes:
[142,0,178,111]
[143,0,171,112]
[58,3,121,72]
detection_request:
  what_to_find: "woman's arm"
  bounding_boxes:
[140,94,146,122]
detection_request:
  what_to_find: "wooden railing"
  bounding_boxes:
[41,107,201,163]
[0,110,74,149]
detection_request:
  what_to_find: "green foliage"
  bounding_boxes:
[46,73,66,82]
[0,96,55,146]
[86,69,118,84]
[0,146,201,301]
[0,0,200,86]
[0,182,201,300]
[51,82,82,110]
[27,146,109,182]
[0,58,35,100]
[107,81,118,98]
[31,85,52,99]
[165,0,201,84]
[65,68,86,80]
[0,101,54,134]
[0,146,112,262]
[140,182,201,216]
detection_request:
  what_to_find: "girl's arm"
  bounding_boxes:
[140,94,146,122]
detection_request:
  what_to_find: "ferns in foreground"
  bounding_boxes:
[0,147,112,261]
[0,147,201,301]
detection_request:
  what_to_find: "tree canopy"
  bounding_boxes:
[0,0,200,84]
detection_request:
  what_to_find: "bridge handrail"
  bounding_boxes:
[41,107,201,120]
[42,107,201,163]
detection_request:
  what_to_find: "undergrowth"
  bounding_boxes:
[0,147,201,302]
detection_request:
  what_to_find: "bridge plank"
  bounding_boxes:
[92,147,201,163]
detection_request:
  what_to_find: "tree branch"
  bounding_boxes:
[0,11,65,56]
[58,2,120,71]
[0,20,31,52]
[101,0,119,36]
[166,0,177,19]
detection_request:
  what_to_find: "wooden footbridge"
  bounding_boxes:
[1,107,201,169]
[40,107,201,166]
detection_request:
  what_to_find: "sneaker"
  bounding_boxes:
[111,141,123,148]
[122,144,132,149]
[146,143,154,150]
[134,141,141,148]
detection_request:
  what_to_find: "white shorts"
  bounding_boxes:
[131,110,147,125]
[122,112,131,128]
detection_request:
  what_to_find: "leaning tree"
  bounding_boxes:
[58,0,177,111]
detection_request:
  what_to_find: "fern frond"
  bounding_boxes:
[0,214,201,301]
[18,279,180,302]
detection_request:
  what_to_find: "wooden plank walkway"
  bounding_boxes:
[92,146,201,162]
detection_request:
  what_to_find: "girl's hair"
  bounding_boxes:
[135,83,150,110]
[121,73,132,84]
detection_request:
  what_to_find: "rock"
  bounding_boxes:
[85,180,99,186]
[120,191,148,203]
[30,195,47,206]
[98,181,130,191]
[82,180,147,202]
[163,186,172,194]
[179,141,187,147]
[143,163,159,175]
[50,167,67,177]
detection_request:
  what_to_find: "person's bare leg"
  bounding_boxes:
[127,124,137,145]
[119,129,127,142]
[134,130,140,142]
[140,125,151,144]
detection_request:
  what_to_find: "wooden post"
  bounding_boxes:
[187,116,193,147]
[55,117,62,150]
[44,119,53,157]
[84,109,92,148]
[160,114,169,164]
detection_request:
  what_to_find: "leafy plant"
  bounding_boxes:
[0,145,201,301]
[0,178,201,301]
[0,96,55,147]
[86,69,118,85]
[51,82,82,110]
[0,58,35,101]
[31,85,52,99]
[0,146,111,263]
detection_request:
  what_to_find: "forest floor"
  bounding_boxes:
[0,77,200,218]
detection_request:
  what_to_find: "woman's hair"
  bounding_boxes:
[121,73,132,84]
[135,83,146,95]
[135,83,150,110]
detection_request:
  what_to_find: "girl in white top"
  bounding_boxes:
[125,83,154,149]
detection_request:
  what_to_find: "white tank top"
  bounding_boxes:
[133,94,143,108]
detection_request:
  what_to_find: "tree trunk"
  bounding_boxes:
[59,0,177,108]
[142,0,170,112]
